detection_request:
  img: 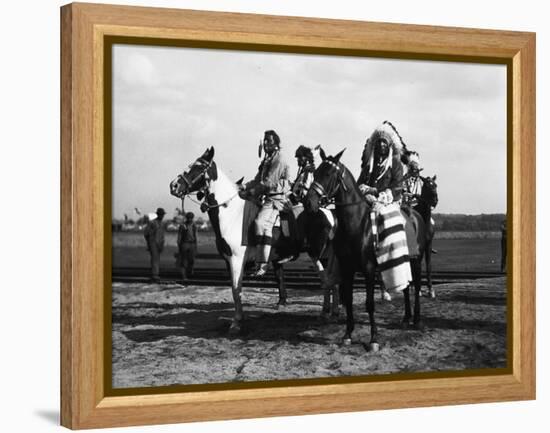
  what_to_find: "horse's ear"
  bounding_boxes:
[204,146,214,160]
[432,175,437,181]
[333,148,346,162]
[236,177,244,185]
[319,147,327,161]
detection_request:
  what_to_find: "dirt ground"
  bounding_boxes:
[111,278,507,388]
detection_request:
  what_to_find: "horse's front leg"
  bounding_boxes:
[340,262,355,345]
[402,285,412,328]
[365,261,379,351]
[228,253,245,335]
[272,262,287,308]
[411,258,424,330]
[330,284,340,318]
[312,259,331,318]
[425,242,435,298]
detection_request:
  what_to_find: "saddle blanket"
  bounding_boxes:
[375,203,412,292]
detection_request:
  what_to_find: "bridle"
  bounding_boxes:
[177,157,214,196]
[173,157,237,212]
[310,160,363,207]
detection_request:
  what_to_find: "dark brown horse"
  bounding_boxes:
[411,175,438,297]
[240,172,340,318]
[305,149,427,351]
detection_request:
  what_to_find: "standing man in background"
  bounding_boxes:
[177,212,198,284]
[144,207,166,283]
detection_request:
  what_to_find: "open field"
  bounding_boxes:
[113,232,505,273]
[112,231,507,388]
[112,277,507,388]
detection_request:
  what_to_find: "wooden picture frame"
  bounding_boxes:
[61,2,535,429]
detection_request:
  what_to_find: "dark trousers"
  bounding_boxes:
[149,243,161,281]
[179,242,197,279]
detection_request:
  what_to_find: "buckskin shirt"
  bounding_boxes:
[358,153,404,203]
[253,151,291,210]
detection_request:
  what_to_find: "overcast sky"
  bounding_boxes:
[112,44,506,220]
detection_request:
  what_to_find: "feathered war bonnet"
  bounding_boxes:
[362,120,406,181]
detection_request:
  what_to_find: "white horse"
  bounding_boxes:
[170,147,338,334]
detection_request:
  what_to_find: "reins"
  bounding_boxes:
[177,158,238,212]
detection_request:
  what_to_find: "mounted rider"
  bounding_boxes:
[357,123,405,209]
[289,145,317,211]
[402,152,424,207]
[245,130,291,276]
[276,144,334,265]
[357,121,417,292]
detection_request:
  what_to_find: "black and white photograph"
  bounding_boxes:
[4,0,547,431]
[110,43,507,389]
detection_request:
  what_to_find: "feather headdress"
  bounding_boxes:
[362,121,406,165]
[362,121,408,181]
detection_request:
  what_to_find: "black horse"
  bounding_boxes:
[411,175,438,297]
[305,149,427,351]
[240,168,340,318]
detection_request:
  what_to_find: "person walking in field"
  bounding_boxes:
[144,207,166,283]
[177,212,198,284]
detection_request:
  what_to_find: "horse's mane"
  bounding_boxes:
[324,156,365,199]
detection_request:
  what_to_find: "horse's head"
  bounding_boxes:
[169,147,217,198]
[421,175,439,208]
[304,148,346,213]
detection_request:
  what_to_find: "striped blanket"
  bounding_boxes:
[373,203,412,292]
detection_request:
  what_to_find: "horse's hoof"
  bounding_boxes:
[342,337,352,346]
[369,342,380,352]
[276,302,287,310]
[228,322,242,335]
[429,290,436,299]
[401,319,411,330]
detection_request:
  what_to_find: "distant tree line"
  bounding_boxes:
[433,213,506,231]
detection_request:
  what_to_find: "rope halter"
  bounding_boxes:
[310,159,349,206]
[172,157,213,198]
